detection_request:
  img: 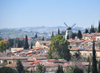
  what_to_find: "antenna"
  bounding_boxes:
[64,22,68,27]
[71,23,76,28]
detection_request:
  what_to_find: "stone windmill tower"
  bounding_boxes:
[64,22,76,40]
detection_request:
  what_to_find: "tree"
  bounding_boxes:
[85,28,88,33]
[61,31,65,35]
[0,67,18,73]
[98,60,100,73]
[68,65,83,73]
[37,63,45,73]
[87,56,90,62]
[0,40,7,52]
[16,59,24,73]
[87,57,91,73]
[35,33,37,38]
[90,25,95,33]
[98,21,100,33]
[75,50,80,59]
[72,33,76,39]
[77,30,82,40]
[24,35,29,49]
[51,31,54,38]
[31,69,33,73]
[47,34,71,61]
[16,38,24,48]
[58,28,60,35]
[42,36,44,41]
[55,65,64,73]
[0,37,3,41]
[92,40,98,73]
[31,42,33,49]
[7,38,14,48]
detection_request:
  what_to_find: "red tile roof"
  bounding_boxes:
[30,47,40,51]
[30,60,40,65]
[17,50,22,52]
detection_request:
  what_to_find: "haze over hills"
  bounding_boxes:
[0,26,85,38]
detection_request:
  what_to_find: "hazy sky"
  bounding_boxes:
[0,0,100,28]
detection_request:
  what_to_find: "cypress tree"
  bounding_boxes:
[16,59,24,73]
[77,30,82,40]
[72,33,75,39]
[98,21,100,33]
[31,43,33,49]
[90,25,95,33]
[85,28,88,33]
[55,65,64,73]
[58,28,60,35]
[31,69,32,73]
[24,35,29,49]
[35,33,37,38]
[87,57,91,73]
[51,31,54,38]
[98,60,100,73]
[42,36,44,41]
[92,40,98,73]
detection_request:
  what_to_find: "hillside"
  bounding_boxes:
[0,29,35,38]
[0,26,85,38]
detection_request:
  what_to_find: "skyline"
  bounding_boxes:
[0,0,100,28]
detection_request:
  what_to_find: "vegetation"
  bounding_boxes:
[92,40,98,73]
[31,42,33,49]
[7,38,14,48]
[47,34,71,61]
[61,31,65,35]
[68,65,83,73]
[35,33,37,38]
[42,36,44,41]
[16,59,24,73]
[55,65,64,73]
[90,25,95,33]
[0,40,7,52]
[98,60,100,73]
[87,58,91,73]
[0,67,18,73]
[15,38,24,48]
[74,50,81,59]
[0,37,3,41]
[0,60,7,66]
[24,35,29,49]
[51,31,54,38]
[87,56,90,62]
[72,33,76,39]
[0,29,35,38]
[85,28,88,33]
[77,30,82,40]
[58,28,60,35]
[36,63,45,73]
[98,21,100,32]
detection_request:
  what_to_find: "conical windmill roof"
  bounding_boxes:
[67,27,71,30]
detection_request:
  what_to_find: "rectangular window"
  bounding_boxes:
[83,53,87,56]
[90,53,92,56]
[43,43,46,45]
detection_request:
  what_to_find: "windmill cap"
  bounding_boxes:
[67,27,71,30]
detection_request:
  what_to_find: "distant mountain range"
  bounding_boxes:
[0,26,85,38]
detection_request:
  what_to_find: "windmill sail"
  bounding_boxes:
[64,22,68,27]
[71,23,76,28]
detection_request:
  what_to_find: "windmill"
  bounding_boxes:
[64,22,76,40]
